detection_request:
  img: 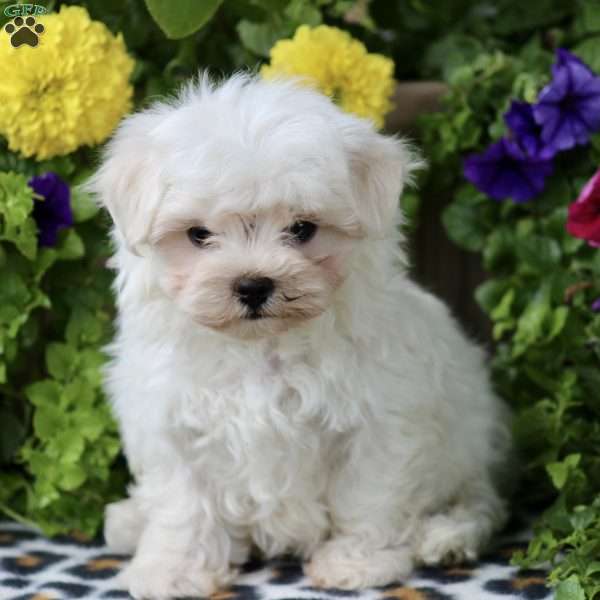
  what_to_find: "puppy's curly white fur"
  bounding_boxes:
[89,74,511,600]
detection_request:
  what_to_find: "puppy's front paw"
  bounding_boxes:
[416,514,481,565]
[306,537,412,589]
[119,559,234,599]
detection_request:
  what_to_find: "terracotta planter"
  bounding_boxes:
[385,81,448,134]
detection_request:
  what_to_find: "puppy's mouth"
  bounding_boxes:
[282,293,303,302]
[245,310,267,320]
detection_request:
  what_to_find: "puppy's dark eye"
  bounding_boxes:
[288,221,317,244]
[187,227,212,247]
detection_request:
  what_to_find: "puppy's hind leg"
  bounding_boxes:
[104,497,145,554]
[415,478,507,566]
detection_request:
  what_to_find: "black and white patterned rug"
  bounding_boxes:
[0,520,553,600]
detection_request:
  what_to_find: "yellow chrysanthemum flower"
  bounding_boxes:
[261,25,394,129]
[0,6,134,160]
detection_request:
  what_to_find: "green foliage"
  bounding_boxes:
[418,1,600,596]
[142,0,338,46]
[0,172,37,260]
[236,0,323,57]
[0,163,121,536]
[144,0,224,39]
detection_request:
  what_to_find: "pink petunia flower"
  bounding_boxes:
[566,168,600,247]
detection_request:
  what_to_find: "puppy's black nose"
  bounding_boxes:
[234,276,274,310]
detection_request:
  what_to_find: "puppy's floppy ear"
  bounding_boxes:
[86,109,167,255]
[341,115,422,237]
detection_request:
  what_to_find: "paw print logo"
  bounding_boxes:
[4,16,45,48]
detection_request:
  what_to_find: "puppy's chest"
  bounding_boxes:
[175,347,332,461]
[175,355,334,520]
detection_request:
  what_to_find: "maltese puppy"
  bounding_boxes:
[90,74,511,600]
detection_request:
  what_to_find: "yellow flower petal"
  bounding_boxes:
[261,25,394,128]
[0,6,134,160]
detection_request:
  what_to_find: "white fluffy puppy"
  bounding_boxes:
[90,74,511,600]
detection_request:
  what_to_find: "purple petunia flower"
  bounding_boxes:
[463,138,554,202]
[28,172,73,247]
[592,297,600,312]
[504,100,554,159]
[533,48,600,154]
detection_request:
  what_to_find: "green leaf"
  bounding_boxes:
[573,37,600,74]
[512,285,552,355]
[36,156,76,179]
[442,193,487,252]
[570,506,596,531]
[0,172,37,259]
[475,279,509,313]
[284,0,322,26]
[237,19,293,57]
[12,218,37,260]
[577,0,600,33]
[546,454,581,490]
[56,229,84,260]
[70,188,99,223]
[483,228,516,271]
[492,1,570,35]
[63,380,95,410]
[585,562,600,577]
[491,288,515,320]
[546,462,568,490]
[547,306,569,341]
[0,409,25,463]
[46,343,78,382]
[26,380,62,407]
[34,248,57,281]
[0,172,33,227]
[144,0,224,39]
[516,236,561,272]
[424,34,484,81]
[556,577,586,600]
[0,270,29,307]
[54,430,85,464]
[78,348,106,388]
[66,308,104,346]
[33,403,64,440]
[58,463,87,491]
[493,319,516,340]
[72,407,108,442]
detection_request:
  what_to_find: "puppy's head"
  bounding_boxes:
[90,74,419,338]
